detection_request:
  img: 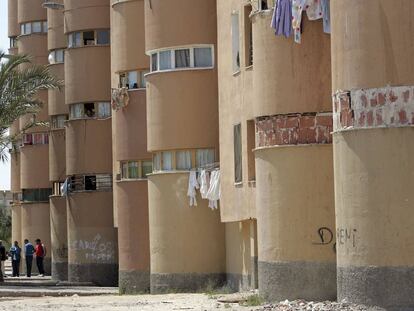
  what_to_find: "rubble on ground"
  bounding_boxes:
[260,300,386,311]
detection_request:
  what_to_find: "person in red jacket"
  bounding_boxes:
[34,239,46,277]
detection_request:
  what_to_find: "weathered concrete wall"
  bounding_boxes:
[67,191,118,286]
[331,1,414,308]
[21,203,51,275]
[50,196,68,281]
[256,145,336,301]
[148,172,226,293]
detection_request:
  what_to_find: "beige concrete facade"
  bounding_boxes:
[111,0,151,293]
[331,1,414,308]
[63,0,117,286]
[145,0,226,293]
[8,1,414,306]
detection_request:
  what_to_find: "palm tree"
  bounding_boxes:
[0,52,62,162]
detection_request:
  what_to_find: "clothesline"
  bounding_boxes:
[192,162,220,172]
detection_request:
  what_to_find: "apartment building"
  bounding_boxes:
[8,0,414,309]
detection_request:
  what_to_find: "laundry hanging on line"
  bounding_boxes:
[270,0,331,43]
[187,169,221,210]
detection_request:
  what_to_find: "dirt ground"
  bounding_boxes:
[0,294,261,311]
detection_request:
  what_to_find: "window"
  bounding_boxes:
[97,30,110,45]
[67,30,110,48]
[234,123,242,183]
[150,46,214,72]
[175,49,191,68]
[142,161,153,178]
[120,160,153,179]
[83,31,95,46]
[22,133,48,146]
[32,22,42,33]
[9,37,17,48]
[194,47,213,68]
[244,5,253,67]
[153,153,161,172]
[159,50,172,70]
[97,102,111,118]
[247,120,256,181]
[232,13,241,72]
[48,49,65,64]
[84,103,95,118]
[196,149,215,168]
[69,174,112,192]
[151,53,158,72]
[176,151,192,170]
[69,103,111,120]
[22,188,52,202]
[162,152,173,171]
[51,115,67,129]
[119,70,148,89]
[19,21,47,36]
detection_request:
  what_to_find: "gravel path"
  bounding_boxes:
[0,294,385,311]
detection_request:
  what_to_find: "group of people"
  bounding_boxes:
[0,239,47,278]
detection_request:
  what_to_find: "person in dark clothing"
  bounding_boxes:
[0,241,7,278]
[9,241,21,277]
[35,239,46,276]
[24,239,35,277]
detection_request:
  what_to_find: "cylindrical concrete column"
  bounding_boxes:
[252,12,335,301]
[331,1,414,309]
[144,0,225,293]
[50,196,68,281]
[64,0,116,286]
[111,0,151,294]
[67,191,118,286]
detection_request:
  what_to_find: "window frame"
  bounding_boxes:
[67,29,110,48]
[48,49,65,64]
[69,102,112,120]
[120,160,153,180]
[118,69,149,90]
[149,45,215,73]
[19,21,47,36]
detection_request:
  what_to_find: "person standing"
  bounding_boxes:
[9,241,21,277]
[35,239,46,277]
[0,241,7,278]
[24,239,35,277]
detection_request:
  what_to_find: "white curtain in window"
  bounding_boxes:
[175,49,190,68]
[56,50,64,63]
[21,24,25,35]
[194,47,213,67]
[70,104,83,119]
[25,23,32,34]
[75,32,82,47]
[32,22,42,33]
[151,54,158,72]
[196,149,215,167]
[128,71,138,89]
[43,21,48,32]
[159,50,172,70]
[98,102,111,118]
[176,151,192,170]
[48,52,55,64]
[162,152,173,171]
[121,162,128,179]
[153,153,161,172]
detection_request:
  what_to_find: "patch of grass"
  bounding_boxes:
[240,294,264,307]
[204,283,233,299]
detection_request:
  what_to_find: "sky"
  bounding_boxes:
[0,0,11,190]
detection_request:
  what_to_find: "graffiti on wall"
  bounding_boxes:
[55,244,68,259]
[313,227,336,253]
[336,228,357,248]
[71,234,115,263]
